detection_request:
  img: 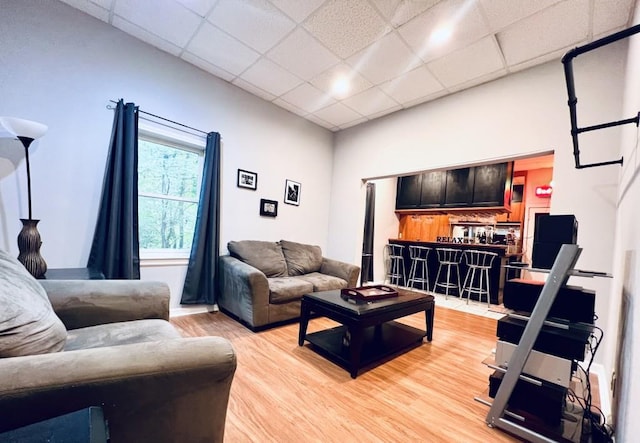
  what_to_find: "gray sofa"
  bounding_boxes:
[0,249,236,442]
[219,240,360,330]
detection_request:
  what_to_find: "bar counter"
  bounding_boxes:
[388,239,522,305]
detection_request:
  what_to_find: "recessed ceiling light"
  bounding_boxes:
[429,24,453,46]
[331,75,351,97]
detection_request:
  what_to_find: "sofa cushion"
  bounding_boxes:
[280,240,322,276]
[297,272,349,292]
[228,240,287,278]
[0,250,67,357]
[64,319,181,351]
[268,277,313,304]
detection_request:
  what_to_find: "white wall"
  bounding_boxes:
[0,0,333,311]
[329,42,627,373]
[607,1,640,439]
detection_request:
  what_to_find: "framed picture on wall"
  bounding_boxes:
[260,199,278,217]
[284,179,301,206]
[237,169,257,190]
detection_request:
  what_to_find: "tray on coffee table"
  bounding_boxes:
[340,285,398,301]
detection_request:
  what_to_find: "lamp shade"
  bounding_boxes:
[0,117,48,140]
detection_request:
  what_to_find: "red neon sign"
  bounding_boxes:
[535,185,553,197]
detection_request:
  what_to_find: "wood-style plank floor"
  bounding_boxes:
[171,305,521,442]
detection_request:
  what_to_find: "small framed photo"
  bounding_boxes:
[260,199,278,217]
[284,179,301,206]
[237,169,257,190]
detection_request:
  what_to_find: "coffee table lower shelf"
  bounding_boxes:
[304,321,425,377]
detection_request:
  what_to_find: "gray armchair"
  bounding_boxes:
[0,251,236,443]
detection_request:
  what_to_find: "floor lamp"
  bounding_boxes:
[0,116,48,278]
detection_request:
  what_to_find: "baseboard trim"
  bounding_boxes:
[170,304,218,317]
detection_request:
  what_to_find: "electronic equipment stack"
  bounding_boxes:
[474,244,612,443]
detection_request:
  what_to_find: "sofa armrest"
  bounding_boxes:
[218,255,270,328]
[39,280,170,330]
[321,258,361,287]
[0,337,236,442]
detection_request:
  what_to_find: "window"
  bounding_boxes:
[138,126,205,259]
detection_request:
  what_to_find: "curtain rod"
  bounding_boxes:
[107,99,209,136]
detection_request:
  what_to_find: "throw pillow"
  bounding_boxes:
[0,250,67,357]
[228,240,288,277]
[280,240,322,276]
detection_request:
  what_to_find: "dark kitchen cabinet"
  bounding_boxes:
[420,170,446,207]
[472,162,512,207]
[444,167,474,207]
[395,162,513,210]
[396,174,423,209]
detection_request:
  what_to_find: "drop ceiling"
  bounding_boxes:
[60,0,636,131]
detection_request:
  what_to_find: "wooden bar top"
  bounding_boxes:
[389,239,524,258]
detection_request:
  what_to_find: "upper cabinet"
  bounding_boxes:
[471,162,513,207]
[395,174,423,209]
[396,162,514,211]
[420,170,446,207]
[444,167,474,207]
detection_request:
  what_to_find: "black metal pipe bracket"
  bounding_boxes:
[562,24,640,169]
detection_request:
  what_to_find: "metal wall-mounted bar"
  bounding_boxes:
[561,24,640,169]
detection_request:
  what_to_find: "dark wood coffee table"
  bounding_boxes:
[298,288,434,378]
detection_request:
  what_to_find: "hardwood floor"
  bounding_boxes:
[171,305,521,442]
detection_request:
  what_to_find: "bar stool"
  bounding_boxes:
[433,248,463,299]
[461,250,498,307]
[407,245,431,291]
[384,244,406,286]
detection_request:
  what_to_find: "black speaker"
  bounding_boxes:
[534,214,578,243]
[532,242,563,269]
[532,215,578,269]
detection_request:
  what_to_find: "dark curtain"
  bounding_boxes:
[87,100,140,279]
[181,132,221,305]
[361,182,375,284]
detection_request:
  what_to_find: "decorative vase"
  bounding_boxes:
[17,218,47,279]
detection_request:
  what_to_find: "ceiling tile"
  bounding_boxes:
[232,78,277,101]
[478,0,562,31]
[371,0,441,27]
[592,0,635,36]
[114,0,201,47]
[447,68,507,93]
[279,83,336,114]
[187,22,261,75]
[175,0,218,17]
[428,36,504,88]
[339,116,368,130]
[272,98,309,117]
[367,104,404,121]
[267,28,340,80]
[269,0,325,22]
[342,87,400,116]
[346,32,423,84]
[305,113,336,130]
[311,63,373,99]
[59,0,109,21]
[304,0,390,58]
[379,65,444,104]
[497,0,590,66]
[401,89,450,109]
[181,52,236,81]
[398,0,490,63]
[112,16,182,56]
[238,58,303,96]
[313,102,364,127]
[208,0,295,53]
[507,41,586,73]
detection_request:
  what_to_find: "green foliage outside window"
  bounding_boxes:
[138,138,201,250]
